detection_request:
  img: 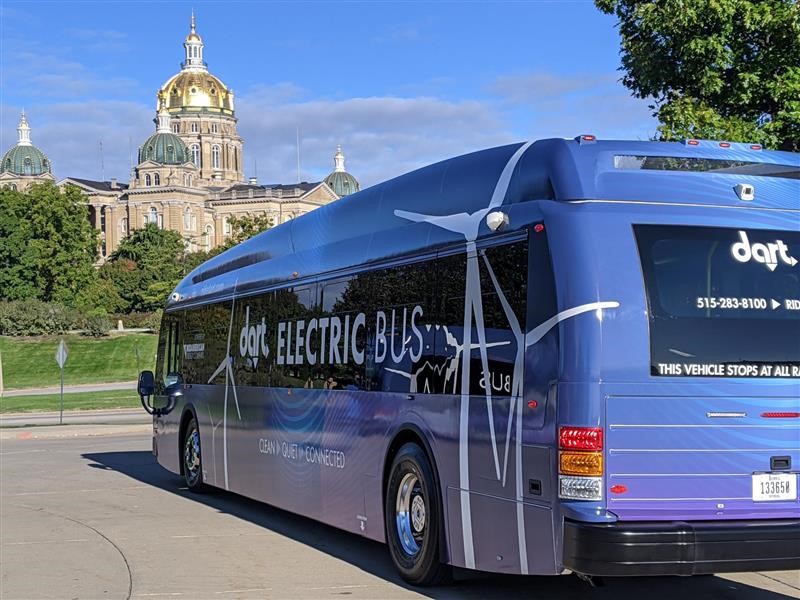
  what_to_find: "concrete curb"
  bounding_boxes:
[0,423,151,440]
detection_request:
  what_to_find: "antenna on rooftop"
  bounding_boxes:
[296,126,301,183]
[99,140,105,182]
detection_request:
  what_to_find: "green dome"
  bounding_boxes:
[138,132,189,165]
[324,170,360,197]
[1,144,51,176]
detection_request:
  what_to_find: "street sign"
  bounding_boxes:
[55,340,69,369]
[55,339,68,424]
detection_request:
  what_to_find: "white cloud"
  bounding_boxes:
[236,95,515,187]
[487,70,657,142]
[2,101,153,181]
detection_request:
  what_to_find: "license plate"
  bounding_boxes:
[752,473,797,502]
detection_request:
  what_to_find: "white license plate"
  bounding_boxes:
[752,473,797,502]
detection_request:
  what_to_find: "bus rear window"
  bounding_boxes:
[616,155,800,179]
[635,225,800,378]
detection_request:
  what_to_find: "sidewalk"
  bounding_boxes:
[0,408,149,428]
[2,380,137,398]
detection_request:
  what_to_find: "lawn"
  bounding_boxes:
[0,333,158,390]
[0,389,141,413]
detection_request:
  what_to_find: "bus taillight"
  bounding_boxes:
[559,426,604,500]
[559,426,602,451]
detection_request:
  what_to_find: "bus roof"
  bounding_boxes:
[171,137,799,309]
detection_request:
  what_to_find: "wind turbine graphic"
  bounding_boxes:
[395,141,621,573]
[206,285,242,491]
[394,141,534,569]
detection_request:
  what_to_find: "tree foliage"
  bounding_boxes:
[106,223,186,312]
[0,183,98,304]
[223,214,274,248]
[596,0,800,150]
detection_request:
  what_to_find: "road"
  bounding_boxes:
[1,427,798,600]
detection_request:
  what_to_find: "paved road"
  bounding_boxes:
[0,408,149,428]
[2,380,137,397]
[1,428,798,600]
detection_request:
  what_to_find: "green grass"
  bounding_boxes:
[0,389,141,413]
[0,333,158,390]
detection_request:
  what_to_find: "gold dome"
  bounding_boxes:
[186,32,202,43]
[159,70,234,115]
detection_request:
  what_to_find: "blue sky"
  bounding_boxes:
[0,1,656,187]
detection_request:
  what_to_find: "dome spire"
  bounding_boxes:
[333,145,346,172]
[155,95,171,133]
[183,10,205,71]
[17,111,32,146]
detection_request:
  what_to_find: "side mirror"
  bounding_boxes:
[138,370,156,397]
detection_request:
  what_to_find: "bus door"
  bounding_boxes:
[154,313,183,413]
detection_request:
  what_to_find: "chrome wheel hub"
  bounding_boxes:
[395,472,425,557]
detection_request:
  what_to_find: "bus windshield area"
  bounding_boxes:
[635,225,800,378]
[615,155,800,179]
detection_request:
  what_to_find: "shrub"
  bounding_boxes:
[83,309,111,337]
[0,300,81,336]
[144,309,163,333]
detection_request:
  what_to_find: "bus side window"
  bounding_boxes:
[154,320,169,394]
[163,316,182,388]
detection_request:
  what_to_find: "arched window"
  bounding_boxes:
[183,207,192,230]
[191,144,200,167]
[212,145,220,170]
[145,174,151,186]
[153,173,160,186]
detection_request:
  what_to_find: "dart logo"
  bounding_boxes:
[239,306,269,368]
[731,231,797,272]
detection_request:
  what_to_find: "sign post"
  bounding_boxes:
[55,340,69,425]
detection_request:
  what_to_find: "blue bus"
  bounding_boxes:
[139,136,800,584]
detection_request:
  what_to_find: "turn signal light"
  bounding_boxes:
[560,451,603,476]
[559,426,603,451]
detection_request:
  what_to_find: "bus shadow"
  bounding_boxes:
[83,450,798,600]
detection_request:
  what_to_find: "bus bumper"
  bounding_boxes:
[562,518,800,576]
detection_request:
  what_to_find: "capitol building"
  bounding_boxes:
[0,15,360,259]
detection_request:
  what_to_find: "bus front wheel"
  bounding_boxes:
[182,416,208,493]
[385,443,450,586]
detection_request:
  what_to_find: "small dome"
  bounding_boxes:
[324,145,359,197]
[138,132,189,165]
[1,144,51,176]
[324,171,360,197]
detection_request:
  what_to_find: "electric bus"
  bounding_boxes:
[139,136,800,584]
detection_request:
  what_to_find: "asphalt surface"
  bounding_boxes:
[1,426,799,600]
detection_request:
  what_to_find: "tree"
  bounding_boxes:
[223,214,274,248]
[596,0,800,150]
[106,223,186,311]
[180,213,275,273]
[0,183,98,304]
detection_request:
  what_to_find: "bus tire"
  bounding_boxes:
[385,442,451,586]
[182,416,208,493]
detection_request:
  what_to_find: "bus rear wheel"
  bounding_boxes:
[182,416,208,493]
[385,443,450,586]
